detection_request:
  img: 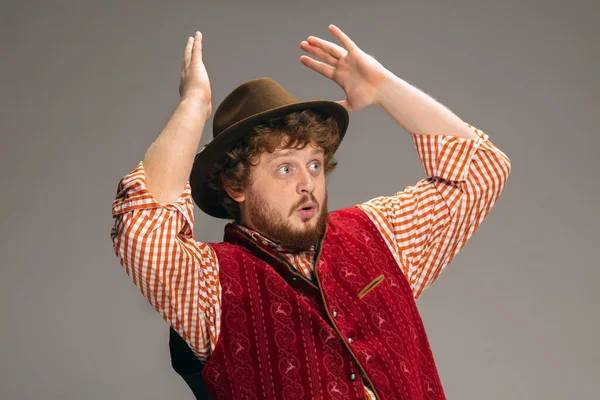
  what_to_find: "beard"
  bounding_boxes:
[245,191,329,251]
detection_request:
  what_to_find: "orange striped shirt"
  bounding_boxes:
[110,123,511,399]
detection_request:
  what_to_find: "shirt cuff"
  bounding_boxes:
[111,161,194,223]
[410,123,489,182]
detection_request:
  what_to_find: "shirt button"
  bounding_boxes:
[471,154,477,160]
[332,310,338,318]
[350,373,357,381]
[348,337,354,344]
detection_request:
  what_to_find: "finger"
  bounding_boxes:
[307,36,347,59]
[183,36,193,69]
[192,31,203,62]
[300,41,338,66]
[328,24,358,52]
[300,55,335,80]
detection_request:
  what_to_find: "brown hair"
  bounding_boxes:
[206,109,341,222]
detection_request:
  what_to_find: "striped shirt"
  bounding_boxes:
[110,123,511,399]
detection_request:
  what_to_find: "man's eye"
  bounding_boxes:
[279,165,291,174]
[310,162,321,171]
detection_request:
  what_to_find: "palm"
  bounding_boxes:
[180,32,212,116]
[300,25,389,112]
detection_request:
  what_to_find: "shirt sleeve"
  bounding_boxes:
[110,161,221,363]
[358,123,512,299]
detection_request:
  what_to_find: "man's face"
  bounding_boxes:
[231,140,329,250]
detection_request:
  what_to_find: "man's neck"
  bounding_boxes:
[235,223,316,254]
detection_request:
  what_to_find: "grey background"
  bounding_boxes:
[1,0,598,398]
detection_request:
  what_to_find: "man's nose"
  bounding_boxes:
[297,168,315,194]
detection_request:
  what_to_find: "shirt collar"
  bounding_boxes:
[235,224,316,254]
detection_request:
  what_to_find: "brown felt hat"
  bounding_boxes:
[189,77,350,219]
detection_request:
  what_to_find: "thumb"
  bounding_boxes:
[336,99,352,112]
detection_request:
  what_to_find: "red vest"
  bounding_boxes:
[202,206,445,400]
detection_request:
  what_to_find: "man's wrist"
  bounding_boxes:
[180,94,212,117]
[372,68,396,107]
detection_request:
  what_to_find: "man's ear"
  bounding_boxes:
[223,180,245,203]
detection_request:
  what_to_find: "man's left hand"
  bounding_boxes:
[300,24,390,112]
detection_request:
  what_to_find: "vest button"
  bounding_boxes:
[348,337,354,344]
[332,310,338,318]
[350,373,357,381]
[292,277,297,281]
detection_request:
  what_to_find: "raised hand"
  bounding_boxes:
[300,25,390,112]
[180,31,212,118]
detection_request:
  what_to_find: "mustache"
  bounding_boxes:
[290,194,318,215]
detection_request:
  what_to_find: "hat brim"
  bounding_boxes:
[190,100,349,219]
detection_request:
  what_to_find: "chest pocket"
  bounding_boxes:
[357,274,385,299]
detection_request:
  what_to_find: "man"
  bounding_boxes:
[111,25,511,399]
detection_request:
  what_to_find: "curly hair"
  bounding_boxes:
[206,109,341,222]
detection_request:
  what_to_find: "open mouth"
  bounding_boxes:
[297,203,316,218]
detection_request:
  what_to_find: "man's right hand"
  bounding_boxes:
[179,31,212,119]
[141,31,213,204]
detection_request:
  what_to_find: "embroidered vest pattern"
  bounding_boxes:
[202,206,445,400]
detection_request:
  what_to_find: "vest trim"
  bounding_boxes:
[358,274,386,299]
[313,232,382,400]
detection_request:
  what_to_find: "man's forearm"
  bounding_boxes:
[375,71,480,140]
[143,96,211,204]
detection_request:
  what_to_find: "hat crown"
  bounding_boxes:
[213,77,298,138]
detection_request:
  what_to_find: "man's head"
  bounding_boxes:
[207,109,340,250]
